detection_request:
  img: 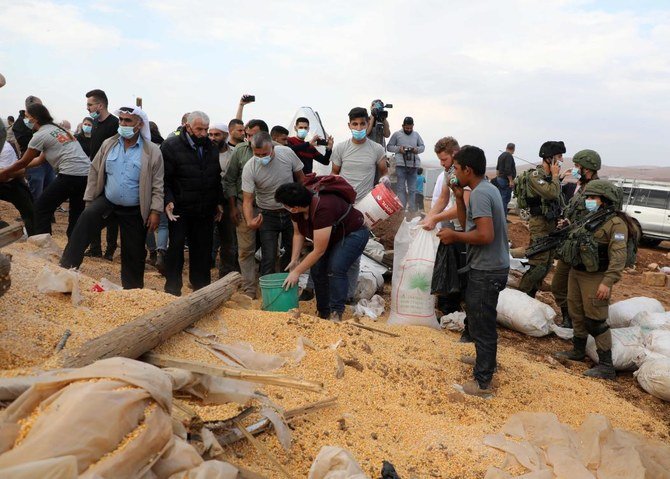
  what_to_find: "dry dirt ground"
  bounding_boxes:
[1,201,669,443]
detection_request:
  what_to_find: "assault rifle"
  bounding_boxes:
[524,206,615,258]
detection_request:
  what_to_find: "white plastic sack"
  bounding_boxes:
[496,289,557,337]
[643,329,670,358]
[608,297,664,329]
[36,266,82,305]
[363,238,385,263]
[353,295,385,320]
[388,219,439,329]
[634,358,670,402]
[631,311,670,332]
[308,446,367,479]
[440,311,466,332]
[586,327,644,371]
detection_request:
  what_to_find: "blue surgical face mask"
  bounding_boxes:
[23,118,34,129]
[118,125,136,139]
[585,199,599,212]
[571,167,581,179]
[351,128,366,141]
[296,128,308,140]
[82,125,93,134]
[256,155,272,166]
[89,111,100,120]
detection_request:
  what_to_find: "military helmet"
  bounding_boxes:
[583,180,623,210]
[572,149,601,171]
[539,141,566,159]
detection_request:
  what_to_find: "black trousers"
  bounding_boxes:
[61,196,147,289]
[34,174,87,237]
[0,179,36,235]
[259,209,293,276]
[88,217,119,255]
[165,214,214,296]
[214,212,239,277]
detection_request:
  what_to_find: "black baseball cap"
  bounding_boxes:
[403,116,414,125]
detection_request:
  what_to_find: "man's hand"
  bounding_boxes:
[596,283,611,300]
[326,135,334,149]
[214,204,224,222]
[309,135,320,147]
[0,169,9,182]
[230,204,241,226]
[557,218,570,228]
[165,202,180,221]
[283,270,300,290]
[284,259,300,272]
[248,213,263,230]
[421,216,438,231]
[436,228,456,245]
[550,159,561,177]
[449,182,464,201]
[146,212,160,232]
[240,94,254,105]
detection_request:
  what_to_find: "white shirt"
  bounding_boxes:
[0,141,18,168]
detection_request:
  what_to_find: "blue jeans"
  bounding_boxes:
[465,267,509,388]
[26,162,56,201]
[495,177,512,217]
[313,227,369,315]
[396,166,418,211]
[146,212,169,251]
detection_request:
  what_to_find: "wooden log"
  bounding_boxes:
[59,272,242,367]
[0,223,23,248]
[143,352,324,393]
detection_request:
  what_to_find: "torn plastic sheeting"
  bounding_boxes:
[643,329,670,358]
[353,295,385,320]
[308,446,368,479]
[260,407,292,451]
[485,412,670,478]
[549,324,573,340]
[36,266,82,306]
[165,369,263,405]
[26,233,62,260]
[207,341,286,371]
[279,336,316,364]
[0,455,78,479]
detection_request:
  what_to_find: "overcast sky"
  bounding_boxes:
[1,0,669,168]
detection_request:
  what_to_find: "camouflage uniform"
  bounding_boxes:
[556,180,628,380]
[518,165,561,296]
[551,149,602,327]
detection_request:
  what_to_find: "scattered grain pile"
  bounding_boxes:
[1,241,669,479]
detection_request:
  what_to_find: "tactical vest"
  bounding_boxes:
[557,213,638,272]
[513,167,561,220]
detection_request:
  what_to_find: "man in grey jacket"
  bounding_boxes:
[386,117,425,212]
[60,106,164,289]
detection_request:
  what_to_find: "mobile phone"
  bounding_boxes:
[316,138,328,146]
[243,95,255,103]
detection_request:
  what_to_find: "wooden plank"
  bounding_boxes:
[0,223,23,248]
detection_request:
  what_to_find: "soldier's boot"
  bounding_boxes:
[584,349,616,380]
[560,306,572,328]
[554,336,587,361]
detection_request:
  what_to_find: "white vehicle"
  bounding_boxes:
[610,178,670,246]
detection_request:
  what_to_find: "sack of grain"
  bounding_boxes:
[388,219,439,329]
[495,288,557,337]
[631,311,670,332]
[586,327,644,370]
[643,329,670,358]
[634,358,670,402]
[608,297,664,328]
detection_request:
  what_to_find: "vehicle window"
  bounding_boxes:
[622,187,631,203]
[630,188,649,207]
[646,190,670,209]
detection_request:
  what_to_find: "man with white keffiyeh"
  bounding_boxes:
[60,106,164,289]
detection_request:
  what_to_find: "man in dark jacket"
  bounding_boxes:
[162,111,224,296]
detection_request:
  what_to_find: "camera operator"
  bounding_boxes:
[386,116,425,212]
[366,99,391,146]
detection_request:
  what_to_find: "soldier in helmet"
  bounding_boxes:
[551,149,602,327]
[516,141,565,297]
[555,180,637,380]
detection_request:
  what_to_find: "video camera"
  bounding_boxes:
[371,100,393,121]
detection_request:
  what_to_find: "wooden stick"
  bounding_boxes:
[233,419,293,479]
[347,321,400,338]
[142,353,323,393]
[0,223,23,248]
[60,272,242,367]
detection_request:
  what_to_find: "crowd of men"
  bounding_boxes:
[0,83,633,396]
